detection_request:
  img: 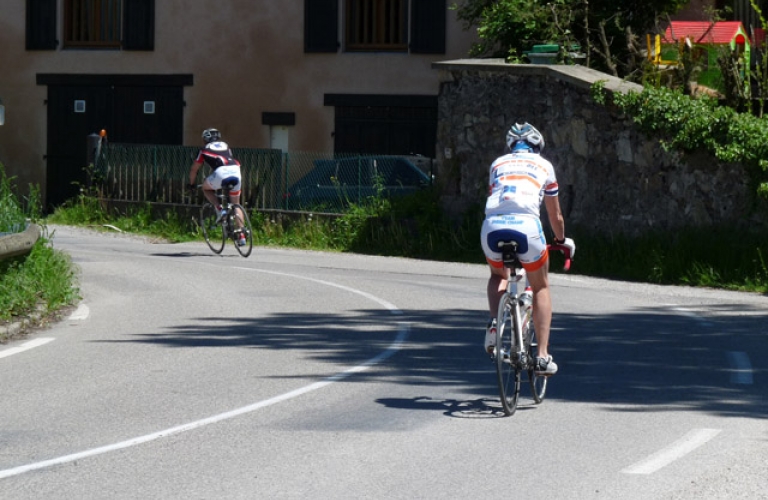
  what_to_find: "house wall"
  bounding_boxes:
[0,1,477,201]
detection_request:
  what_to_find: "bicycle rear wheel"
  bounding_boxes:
[230,203,253,257]
[496,293,521,416]
[200,203,226,254]
[527,324,548,404]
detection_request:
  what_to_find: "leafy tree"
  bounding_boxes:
[451,0,689,78]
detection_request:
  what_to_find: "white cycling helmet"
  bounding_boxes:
[506,122,545,153]
[202,128,221,143]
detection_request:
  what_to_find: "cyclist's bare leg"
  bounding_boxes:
[525,262,552,359]
[201,180,220,208]
[229,193,244,229]
[486,265,511,318]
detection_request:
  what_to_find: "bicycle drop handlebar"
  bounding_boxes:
[547,244,573,272]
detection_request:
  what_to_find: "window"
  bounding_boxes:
[64,0,122,48]
[303,0,445,54]
[26,0,154,51]
[345,0,407,52]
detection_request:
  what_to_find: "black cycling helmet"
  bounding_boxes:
[506,122,545,153]
[202,128,221,143]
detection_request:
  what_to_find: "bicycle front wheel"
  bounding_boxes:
[200,203,226,254]
[496,293,521,416]
[527,324,548,404]
[230,203,253,258]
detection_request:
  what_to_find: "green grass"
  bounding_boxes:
[47,194,197,243]
[0,165,81,339]
[567,225,768,293]
[44,187,768,294]
[0,233,80,325]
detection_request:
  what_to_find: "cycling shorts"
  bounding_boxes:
[480,214,549,272]
[205,165,242,195]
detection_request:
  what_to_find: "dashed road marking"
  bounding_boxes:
[68,304,89,321]
[669,306,714,328]
[727,351,754,385]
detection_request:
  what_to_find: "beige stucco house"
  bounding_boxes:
[0,1,477,207]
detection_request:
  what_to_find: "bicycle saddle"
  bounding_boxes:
[221,177,238,191]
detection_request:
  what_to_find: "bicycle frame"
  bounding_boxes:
[494,241,570,416]
[198,183,254,257]
[505,267,531,369]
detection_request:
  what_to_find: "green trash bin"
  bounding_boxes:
[525,44,559,64]
[525,44,585,65]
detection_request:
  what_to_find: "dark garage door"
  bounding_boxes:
[38,74,191,209]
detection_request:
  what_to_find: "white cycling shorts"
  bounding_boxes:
[480,214,549,272]
[205,165,242,194]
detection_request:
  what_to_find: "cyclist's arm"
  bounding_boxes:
[544,195,565,242]
[188,160,203,187]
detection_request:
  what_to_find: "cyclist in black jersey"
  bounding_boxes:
[188,128,246,245]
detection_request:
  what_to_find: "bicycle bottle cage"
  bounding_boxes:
[498,241,523,269]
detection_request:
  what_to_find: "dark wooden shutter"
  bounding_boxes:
[305,0,339,53]
[410,0,446,54]
[123,0,155,51]
[26,0,57,50]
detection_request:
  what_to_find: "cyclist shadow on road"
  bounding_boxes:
[375,396,536,419]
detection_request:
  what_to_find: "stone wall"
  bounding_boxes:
[432,59,766,235]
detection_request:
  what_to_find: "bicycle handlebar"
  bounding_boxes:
[547,244,573,272]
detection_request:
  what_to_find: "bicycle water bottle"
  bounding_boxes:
[519,287,533,316]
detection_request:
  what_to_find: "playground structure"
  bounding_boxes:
[647,21,751,91]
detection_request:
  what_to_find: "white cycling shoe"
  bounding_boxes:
[534,355,558,376]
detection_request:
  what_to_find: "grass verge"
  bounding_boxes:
[0,165,81,341]
[46,188,768,294]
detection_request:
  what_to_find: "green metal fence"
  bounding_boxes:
[94,143,434,213]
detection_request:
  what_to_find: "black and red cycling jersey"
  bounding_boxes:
[194,141,241,171]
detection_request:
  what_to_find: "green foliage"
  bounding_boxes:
[0,164,42,232]
[0,235,81,325]
[604,85,768,198]
[570,225,768,292]
[47,189,109,225]
[453,0,567,60]
[452,0,689,77]
[49,198,197,243]
[1,163,80,329]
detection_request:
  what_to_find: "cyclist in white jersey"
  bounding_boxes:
[480,122,575,376]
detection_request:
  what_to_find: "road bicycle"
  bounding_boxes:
[197,179,254,258]
[493,240,571,416]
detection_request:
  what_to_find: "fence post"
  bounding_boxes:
[86,132,103,190]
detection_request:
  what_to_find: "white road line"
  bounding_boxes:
[0,338,55,359]
[727,351,754,385]
[0,269,408,480]
[621,428,722,474]
[67,304,90,321]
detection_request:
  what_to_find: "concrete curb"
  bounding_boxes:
[0,222,41,260]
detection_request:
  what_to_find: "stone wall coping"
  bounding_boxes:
[432,59,643,95]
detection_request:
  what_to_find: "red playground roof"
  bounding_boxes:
[663,21,749,45]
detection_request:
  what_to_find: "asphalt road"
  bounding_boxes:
[1,225,766,499]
